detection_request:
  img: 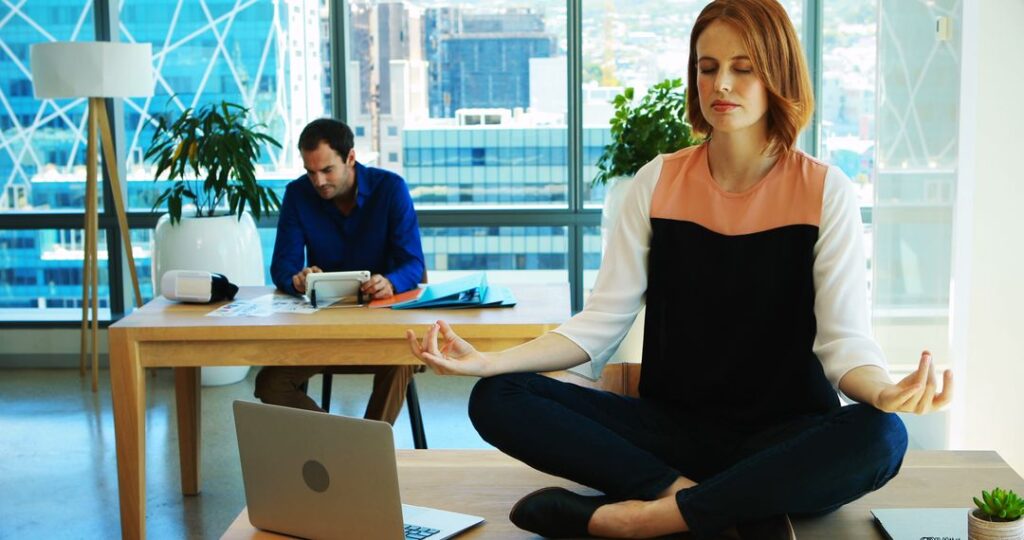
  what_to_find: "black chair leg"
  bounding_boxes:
[319,368,426,449]
[320,372,333,413]
[406,378,427,449]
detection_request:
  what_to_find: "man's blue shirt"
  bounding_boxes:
[270,162,425,296]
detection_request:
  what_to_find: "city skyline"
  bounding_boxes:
[0,0,881,318]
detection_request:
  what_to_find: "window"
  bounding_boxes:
[0,1,95,215]
[0,2,101,320]
[120,0,331,213]
[580,0,803,206]
[421,226,568,281]
[0,229,111,321]
[0,0,961,336]
[353,2,568,209]
[869,0,962,371]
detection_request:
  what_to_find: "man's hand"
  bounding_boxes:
[291,266,322,294]
[873,351,954,414]
[361,274,394,300]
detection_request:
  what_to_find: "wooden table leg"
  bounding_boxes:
[175,367,201,495]
[109,330,146,540]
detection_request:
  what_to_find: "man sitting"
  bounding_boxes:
[254,118,425,424]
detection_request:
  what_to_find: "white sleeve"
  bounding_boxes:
[813,167,888,388]
[551,156,662,378]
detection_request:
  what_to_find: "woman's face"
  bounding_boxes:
[695,21,769,137]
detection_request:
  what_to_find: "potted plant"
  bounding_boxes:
[146,101,282,223]
[588,78,700,366]
[593,78,700,243]
[969,487,1024,539]
[146,101,282,386]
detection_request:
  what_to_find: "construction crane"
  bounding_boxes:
[601,0,620,87]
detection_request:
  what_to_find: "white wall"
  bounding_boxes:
[952,0,1024,473]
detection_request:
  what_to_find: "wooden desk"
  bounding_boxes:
[109,284,569,540]
[222,450,1024,539]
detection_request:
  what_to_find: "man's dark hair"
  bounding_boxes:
[297,118,355,159]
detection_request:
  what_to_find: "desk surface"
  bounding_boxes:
[110,284,571,540]
[222,450,1024,540]
[112,285,568,339]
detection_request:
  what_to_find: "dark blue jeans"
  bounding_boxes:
[468,372,908,538]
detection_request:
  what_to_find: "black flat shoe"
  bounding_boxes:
[509,486,613,538]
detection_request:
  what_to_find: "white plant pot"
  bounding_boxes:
[969,510,1024,540]
[601,176,644,364]
[153,211,265,386]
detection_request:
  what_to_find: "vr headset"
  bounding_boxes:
[161,270,239,303]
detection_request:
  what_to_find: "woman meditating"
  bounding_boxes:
[407,1,953,537]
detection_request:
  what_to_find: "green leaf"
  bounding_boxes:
[144,99,282,220]
[168,194,182,225]
[592,78,701,186]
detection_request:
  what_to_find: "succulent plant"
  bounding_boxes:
[973,487,1024,522]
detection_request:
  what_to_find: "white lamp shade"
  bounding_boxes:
[30,41,153,98]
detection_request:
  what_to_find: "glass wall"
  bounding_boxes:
[0,1,95,215]
[820,0,877,207]
[346,0,570,207]
[579,0,803,206]
[0,228,110,320]
[870,0,961,370]
[0,0,962,333]
[0,2,98,319]
[0,1,331,320]
[120,0,332,210]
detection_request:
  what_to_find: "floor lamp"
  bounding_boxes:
[30,42,153,391]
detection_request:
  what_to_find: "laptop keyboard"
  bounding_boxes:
[404,524,441,540]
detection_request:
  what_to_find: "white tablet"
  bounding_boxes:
[304,270,371,307]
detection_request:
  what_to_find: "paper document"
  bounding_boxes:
[206,294,324,317]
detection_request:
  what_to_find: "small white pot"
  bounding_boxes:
[153,211,265,386]
[968,510,1024,540]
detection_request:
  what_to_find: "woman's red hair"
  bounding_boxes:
[687,0,814,155]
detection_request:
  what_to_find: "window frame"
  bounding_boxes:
[0,0,830,325]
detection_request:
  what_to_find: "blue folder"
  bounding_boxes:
[391,272,491,309]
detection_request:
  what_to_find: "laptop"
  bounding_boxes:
[233,400,484,540]
[871,507,969,540]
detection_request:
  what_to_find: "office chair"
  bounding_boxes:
[317,270,430,449]
[320,367,427,449]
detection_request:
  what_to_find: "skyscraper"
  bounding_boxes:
[423,7,555,118]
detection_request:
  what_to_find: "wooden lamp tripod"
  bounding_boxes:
[31,42,153,391]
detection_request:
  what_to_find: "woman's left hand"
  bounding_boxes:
[874,351,954,414]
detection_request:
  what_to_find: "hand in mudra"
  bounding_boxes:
[406,320,490,377]
[874,351,953,414]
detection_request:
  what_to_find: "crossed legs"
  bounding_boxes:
[469,372,908,538]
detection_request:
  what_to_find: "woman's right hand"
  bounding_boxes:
[406,320,492,377]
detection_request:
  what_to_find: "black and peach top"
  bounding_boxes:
[554,143,886,427]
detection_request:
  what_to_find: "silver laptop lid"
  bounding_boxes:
[233,400,406,540]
